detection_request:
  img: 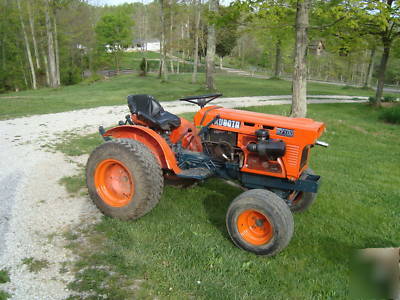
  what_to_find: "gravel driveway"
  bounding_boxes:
[0,95,367,299]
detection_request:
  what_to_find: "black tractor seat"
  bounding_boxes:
[127,94,181,131]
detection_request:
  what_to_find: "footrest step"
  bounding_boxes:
[177,167,214,180]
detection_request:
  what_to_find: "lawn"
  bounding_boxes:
[0,73,382,120]
[100,51,161,70]
[59,103,400,299]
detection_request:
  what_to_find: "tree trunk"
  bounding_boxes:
[240,40,244,66]
[192,0,200,83]
[44,0,58,88]
[375,43,390,106]
[53,12,60,86]
[1,34,5,71]
[114,52,120,73]
[159,0,168,81]
[274,39,282,78]
[42,48,50,86]
[169,0,174,60]
[291,0,310,118]
[16,0,37,90]
[206,0,218,90]
[364,47,375,88]
[27,0,40,70]
[220,56,223,69]
[18,54,28,89]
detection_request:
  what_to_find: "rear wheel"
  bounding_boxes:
[86,138,163,220]
[226,189,294,256]
[290,168,317,213]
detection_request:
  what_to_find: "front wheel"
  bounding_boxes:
[226,189,294,256]
[290,168,317,213]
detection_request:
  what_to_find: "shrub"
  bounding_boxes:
[369,95,398,104]
[139,57,148,76]
[383,95,397,102]
[379,105,400,124]
[61,66,83,85]
[368,96,376,104]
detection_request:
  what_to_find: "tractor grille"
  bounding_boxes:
[286,144,300,168]
[300,145,310,170]
[207,129,237,145]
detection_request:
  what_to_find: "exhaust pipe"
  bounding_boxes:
[316,140,329,147]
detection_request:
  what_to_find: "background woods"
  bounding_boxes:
[1,0,400,112]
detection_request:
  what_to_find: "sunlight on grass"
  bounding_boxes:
[0,73,384,120]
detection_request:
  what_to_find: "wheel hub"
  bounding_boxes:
[94,159,134,207]
[237,210,273,246]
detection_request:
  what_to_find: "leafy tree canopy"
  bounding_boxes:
[95,12,133,51]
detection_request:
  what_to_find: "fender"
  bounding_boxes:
[103,125,181,174]
[169,117,203,152]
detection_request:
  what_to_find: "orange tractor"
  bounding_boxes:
[86,94,328,256]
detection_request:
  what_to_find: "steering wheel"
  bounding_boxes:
[179,93,222,108]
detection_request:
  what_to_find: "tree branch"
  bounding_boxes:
[308,16,345,31]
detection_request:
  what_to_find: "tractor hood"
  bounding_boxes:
[194,106,325,144]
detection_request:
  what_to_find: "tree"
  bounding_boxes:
[323,0,400,104]
[364,46,376,88]
[159,0,168,81]
[27,0,40,70]
[205,0,218,90]
[358,0,400,105]
[16,0,37,89]
[192,0,201,83]
[95,12,132,72]
[44,0,60,88]
[215,5,239,69]
[0,0,27,91]
[291,0,311,118]
[140,57,148,76]
[250,1,295,78]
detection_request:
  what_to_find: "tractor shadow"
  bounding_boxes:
[310,234,398,268]
[312,235,355,265]
[201,179,242,239]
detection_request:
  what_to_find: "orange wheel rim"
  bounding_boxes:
[237,210,273,246]
[94,159,134,207]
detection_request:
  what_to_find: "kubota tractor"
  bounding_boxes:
[86,94,328,256]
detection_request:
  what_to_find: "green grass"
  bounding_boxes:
[59,173,86,196]
[54,132,103,157]
[379,103,400,124]
[119,51,160,70]
[0,73,382,120]
[99,51,160,70]
[57,103,399,298]
[0,291,10,300]
[0,269,10,300]
[21,257,50,273]
[0,270,9,284]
